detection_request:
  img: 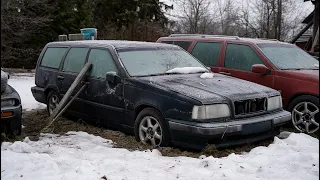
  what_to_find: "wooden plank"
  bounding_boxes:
[49,62,92,121]
[290,21,313,44]
[311,27,319,52]
[43,83,88,130]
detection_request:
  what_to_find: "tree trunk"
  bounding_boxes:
[313,0,319,43]
[277,0,282,40]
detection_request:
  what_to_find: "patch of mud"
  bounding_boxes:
[9,109,283,158]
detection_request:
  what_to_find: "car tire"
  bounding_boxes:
[13,119,22,136]
[288,95,319,134]
[134,108,171,147]
[46,90,61,116]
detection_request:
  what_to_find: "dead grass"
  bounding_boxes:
[6,109,315,158]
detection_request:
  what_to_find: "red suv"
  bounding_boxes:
[157,34,319,134]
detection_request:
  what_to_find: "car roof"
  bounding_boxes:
[158,34,291,45]
[47,40,178,49]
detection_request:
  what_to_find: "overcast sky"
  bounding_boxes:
[160,0,314,21]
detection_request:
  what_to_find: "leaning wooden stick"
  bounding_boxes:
[41,62,92,132]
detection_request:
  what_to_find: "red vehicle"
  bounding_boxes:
[157,34,319,134]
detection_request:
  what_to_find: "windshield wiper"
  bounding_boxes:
[135,73,167,77]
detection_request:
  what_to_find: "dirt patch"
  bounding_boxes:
[11,109,281,158]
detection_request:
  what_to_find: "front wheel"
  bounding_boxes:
[134,108,171,147]
[288,95,319,134]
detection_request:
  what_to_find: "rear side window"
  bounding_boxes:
[160,41,192,51]
[173,41,192,51]
[63,47,89,73]
[88,49,118,78]
[41,47,68,69]
[224,44,264,71]
[191,42,221,67]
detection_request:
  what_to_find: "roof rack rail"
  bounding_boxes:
[169,34,240,40]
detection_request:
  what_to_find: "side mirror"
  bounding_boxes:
[106,71,121,84]
[251,64,271,76]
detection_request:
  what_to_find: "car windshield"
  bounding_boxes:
[117,48,208,77]
[257,43,319,70]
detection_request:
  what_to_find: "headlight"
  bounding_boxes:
[1,99,15,108]
[192,104,230,120]
[267,96,282,111]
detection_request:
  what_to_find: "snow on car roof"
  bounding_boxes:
[48,40,179,49]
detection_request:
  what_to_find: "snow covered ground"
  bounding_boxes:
[1,73,319,180]
[1,131,319,180]
[8,74,46,111]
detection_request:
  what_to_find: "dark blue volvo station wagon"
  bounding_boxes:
[31,40,291,149]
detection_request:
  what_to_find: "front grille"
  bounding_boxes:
[234,98,266,116]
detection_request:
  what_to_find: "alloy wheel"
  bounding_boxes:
[292,102,319,134]
[48,94,60,115]
[138,116,163,147]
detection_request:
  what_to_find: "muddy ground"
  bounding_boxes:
[4,109,316,158]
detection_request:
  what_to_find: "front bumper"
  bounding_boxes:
[167,110,291,149]
[1,104,22,136]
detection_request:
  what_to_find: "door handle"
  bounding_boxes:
[219,72,231,76]
[57,75,64,80]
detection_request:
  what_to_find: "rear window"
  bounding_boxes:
[160,41,192,51]
[63,47,89,73]
[40,47,68,69]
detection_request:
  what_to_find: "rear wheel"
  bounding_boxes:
[46,91,61,116]
[134,108,171,147]
[288,95,319,134]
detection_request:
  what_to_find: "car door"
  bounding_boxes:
[190,41,223,73]
[82,47,125,127]
[57,46,89,114]
[218,43,275,88]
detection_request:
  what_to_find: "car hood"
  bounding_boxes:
[276,69,319,84]
[136,73,278,104]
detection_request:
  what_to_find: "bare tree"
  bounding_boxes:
[175,0,212,34]
[239,0,308,41]
[215,0,241,35]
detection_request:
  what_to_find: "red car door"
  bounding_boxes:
[218,42,275,89]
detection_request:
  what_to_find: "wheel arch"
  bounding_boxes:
[134,104,164,121]
[287,93,319,110]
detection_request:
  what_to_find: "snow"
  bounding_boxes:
[1,131,319,180]
[166,67,208,74]
[1,73,319,180]
[314,64,319,68]
[7,75,46,111]
[200,72,214,79]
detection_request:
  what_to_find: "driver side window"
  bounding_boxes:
[88,49,118,78]
[224,44,265,71]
